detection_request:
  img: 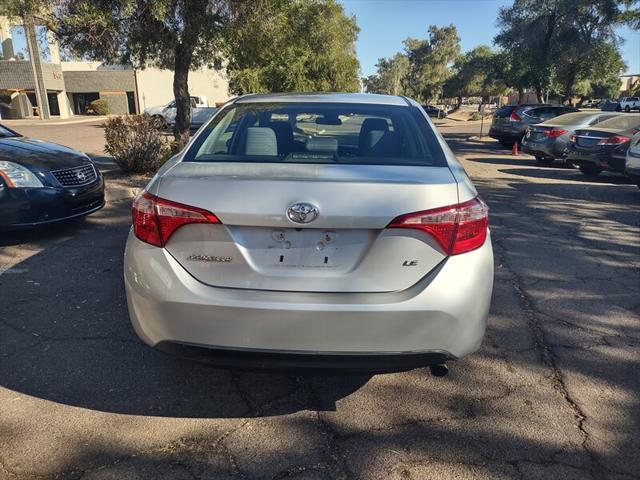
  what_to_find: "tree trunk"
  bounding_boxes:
[535,85,544,104]
[173,45,193,147]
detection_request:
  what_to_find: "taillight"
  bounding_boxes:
[388,197,489,255]
[570,134,577,142]
[545,128,568,138]
[597,136,630,145]
[509,111,521,122]
[131,191,220,247]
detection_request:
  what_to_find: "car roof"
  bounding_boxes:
[233,92,411,106]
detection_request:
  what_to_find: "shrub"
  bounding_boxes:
[88,99,109,115]
[469,112,482,121]
[104,115,172,173]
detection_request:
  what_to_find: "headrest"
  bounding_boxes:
[245,127,278,156]
[360,118,389,134]
[362,130,401,157]
[359,118,390,151]
[306,136,338,153]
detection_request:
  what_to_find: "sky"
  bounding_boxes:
[340,0,640,77]
[7,0,640,77]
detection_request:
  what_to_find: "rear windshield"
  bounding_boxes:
[494,106,516,118]
[595,114,640,130]
[542,112,597,125]
[525,106,576,120]
[184,102,447,167]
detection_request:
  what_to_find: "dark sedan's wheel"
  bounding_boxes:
[535,156,555,165]
[579,165,603,177]
[499,140,514,148]
[625,105,631,113]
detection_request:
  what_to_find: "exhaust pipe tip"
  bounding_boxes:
[429,363,449,377]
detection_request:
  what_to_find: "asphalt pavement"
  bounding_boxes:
[0,123,639,480]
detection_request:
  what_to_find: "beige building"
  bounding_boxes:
[619,74,640,96]
[0,16,229,119]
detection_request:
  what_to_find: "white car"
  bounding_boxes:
[619,96,640,113]
[144,96,217,129]
[625,131,640,188]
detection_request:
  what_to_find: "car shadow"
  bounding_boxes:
[0,197,373,418]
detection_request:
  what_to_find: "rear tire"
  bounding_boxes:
[625,105,631,113]
[499,140,514,148]
[579,165,603,177]
[535,156,554,165]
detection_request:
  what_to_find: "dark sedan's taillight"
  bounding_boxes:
[509,111,522,122]
[132,191,220,247]
[545,128,568,138]
[597,136,630,145]
[388,197,489,255]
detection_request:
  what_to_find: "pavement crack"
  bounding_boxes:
[493,238,608,477]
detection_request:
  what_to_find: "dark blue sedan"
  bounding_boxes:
[0,123,105,229]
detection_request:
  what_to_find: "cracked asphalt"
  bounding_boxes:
[1,123,639,480]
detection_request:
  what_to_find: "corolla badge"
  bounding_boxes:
[287,202,319,224]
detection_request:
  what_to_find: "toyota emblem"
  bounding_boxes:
[287,202,319,224]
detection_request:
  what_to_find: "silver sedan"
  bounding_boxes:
[124,93,493,371]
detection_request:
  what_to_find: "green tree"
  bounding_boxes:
[618,0,640,28]
[362,53,410,95]
[403,25,461,103]
[49,0,226,146]
[495,0,631,103]
[226,0,360,94]
[443,45,508,107]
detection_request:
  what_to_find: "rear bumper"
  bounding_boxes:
[124,231,494,365]
[567,148,627,173]
[488,126,524,143]
[156,342,450,371]
[521,138,569,159]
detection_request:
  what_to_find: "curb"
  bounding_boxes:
[1,116,109,127]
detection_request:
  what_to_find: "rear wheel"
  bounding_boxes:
[499,140,514,148]
[579,164,603,177]
[625,105,631,113]
[535,156,554,165]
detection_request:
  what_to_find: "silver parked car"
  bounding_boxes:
[624,131,640,188]
[124,93,493,371]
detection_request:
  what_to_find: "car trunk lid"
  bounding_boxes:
[158,162,459,293]
[572,128,617,149]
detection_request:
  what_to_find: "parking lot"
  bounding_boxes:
[1,122,639,479]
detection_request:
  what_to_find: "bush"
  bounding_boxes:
[469,112,482,121]
[104,115,173,173]
[88,99,109,115]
